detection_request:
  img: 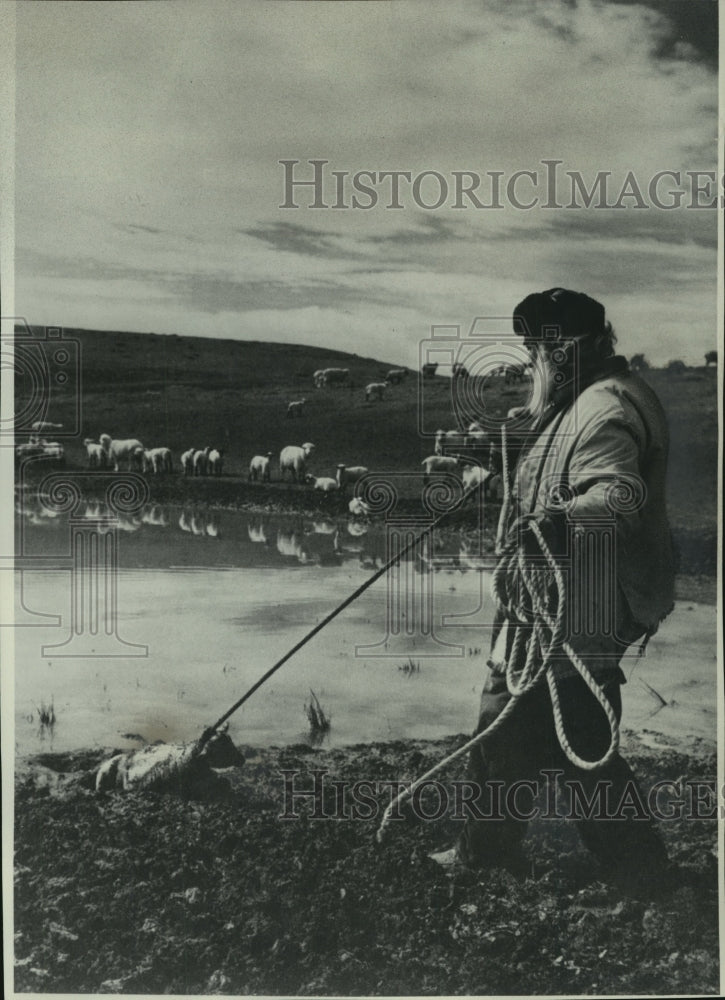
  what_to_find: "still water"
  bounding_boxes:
[13,500,717,756]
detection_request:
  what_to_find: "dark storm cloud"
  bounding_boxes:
[610,0,718,67]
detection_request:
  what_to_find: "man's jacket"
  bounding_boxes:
[506,357,675,641]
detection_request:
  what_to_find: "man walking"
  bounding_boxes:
[437,288,676,889]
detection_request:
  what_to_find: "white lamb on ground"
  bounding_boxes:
[421,455,461,485]
[348,497,371,517]
[193,446,211,477]
[462,464,491,492]
[99,434,145,472]
[279,443,315,483]
[286,399,306,418]
[208,448,223,477]
[83,438,108,469]
[95,724,244,798]
[365,382,387,402]
[305,475,339,493]
[336,464,369,494]
[249,452,273,482]
[181,448,195,476]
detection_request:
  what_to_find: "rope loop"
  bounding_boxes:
[377,498,622,845]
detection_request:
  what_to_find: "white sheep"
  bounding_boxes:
[434,429,467,456]
[83,438,108,469]
[336,464,369,494]
[305,474,339,493]
[317,368,350,387]
[279,443,315,483]
[348,497,371,517]
[98,434,144,472]
[193,446,211,477]
[31,420,63,433]
[385,369,407,384]
[249,452,273,482]
[143,447,173,475]
[365,382,387,403]
[181,448,195,476]
[421,454,461,485]
[462,464,491,492]
[286,399,306,418]
[208,448,223,477]
[99,434,145,472]
[465,430,489,449]
[95,725,244,797]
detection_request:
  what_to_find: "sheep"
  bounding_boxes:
[249,452,273,482]
[279,443,315,483]
[318,367,350,387]
[465,430,489,449]
[336,464,369,494]
[193,446,211,477]
[305,474,339,493]
[434,429,467,456]
[143,447,173,475]
[181,448,195,476]
[385,369,408,384]
[286,399,306,418]
[348,497,371,517]
[99,434,145,472]
[365,382,387,403]
[461,464,491,493]
[83,438,108,469]
[421,454,461,486]
[208,448,223,477]
[95,724,244,798]
[31,420,63,433]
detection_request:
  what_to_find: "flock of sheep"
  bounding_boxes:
[78,363,505,504]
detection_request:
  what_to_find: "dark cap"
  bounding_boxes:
[513,288,606,343]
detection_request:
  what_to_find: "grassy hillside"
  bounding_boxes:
[14,326,717,563]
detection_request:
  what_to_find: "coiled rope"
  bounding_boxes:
[376,424,621,844]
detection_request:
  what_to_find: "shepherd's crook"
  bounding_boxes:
[201,475,487,745]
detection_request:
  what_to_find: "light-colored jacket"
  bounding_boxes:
[505,360,675,641]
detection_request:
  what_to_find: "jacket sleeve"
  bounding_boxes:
[565,394,647,536]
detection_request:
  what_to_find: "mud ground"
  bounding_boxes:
[14,730,719,996]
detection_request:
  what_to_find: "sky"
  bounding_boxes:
[11,0,720,368]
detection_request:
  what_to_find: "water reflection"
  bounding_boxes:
[15,490,495,574]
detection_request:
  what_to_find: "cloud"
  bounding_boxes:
[12,0,718,367]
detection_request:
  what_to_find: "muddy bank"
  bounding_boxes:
[14,731,719,996]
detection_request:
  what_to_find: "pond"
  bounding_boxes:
[12,498,717,757]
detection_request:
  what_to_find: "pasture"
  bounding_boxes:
[15,326,719,573]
